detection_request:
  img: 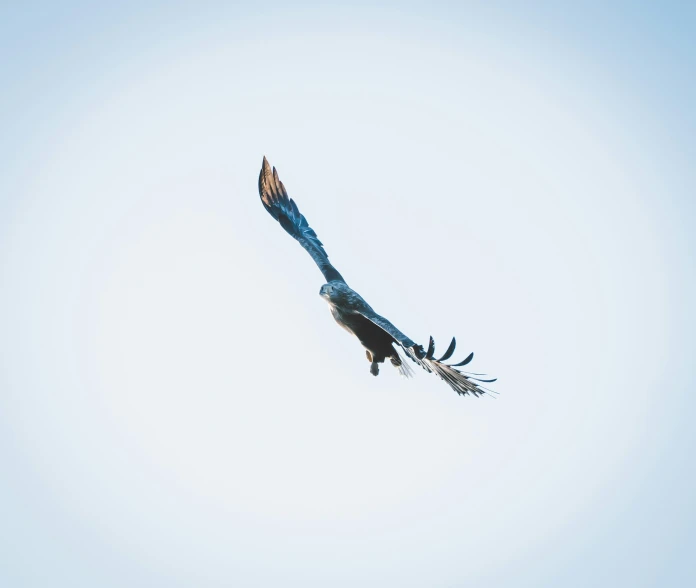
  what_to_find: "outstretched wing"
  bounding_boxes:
[402,337,496,397]
[258,157,345,283]
[357,307,495,397]
[355,307,417,350]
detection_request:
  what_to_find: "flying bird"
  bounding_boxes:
[258,157,496,397]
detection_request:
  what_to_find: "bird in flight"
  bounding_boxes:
[258,157,496,397]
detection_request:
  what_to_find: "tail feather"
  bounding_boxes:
[404,336,496,397]
[391,350,414,378]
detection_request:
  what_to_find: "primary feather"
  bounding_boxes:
[258,157,345,283]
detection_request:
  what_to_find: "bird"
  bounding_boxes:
[258,156,496,397]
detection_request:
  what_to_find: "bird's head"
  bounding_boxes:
[320,281,354,307]
[319,283,336,301]
[319,281,349,303]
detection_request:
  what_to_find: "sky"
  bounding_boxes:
[1,2,695,587]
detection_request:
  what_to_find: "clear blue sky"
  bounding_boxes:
[1,2,694,587]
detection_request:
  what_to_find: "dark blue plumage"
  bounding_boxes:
[258,157,496,397]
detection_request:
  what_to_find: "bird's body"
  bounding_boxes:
[258,157,495,397]
[320,280,412,377]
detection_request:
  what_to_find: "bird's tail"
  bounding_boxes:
[404,337,496,397]
[391,350,414,378]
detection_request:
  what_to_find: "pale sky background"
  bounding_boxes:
[1,2,695,587]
